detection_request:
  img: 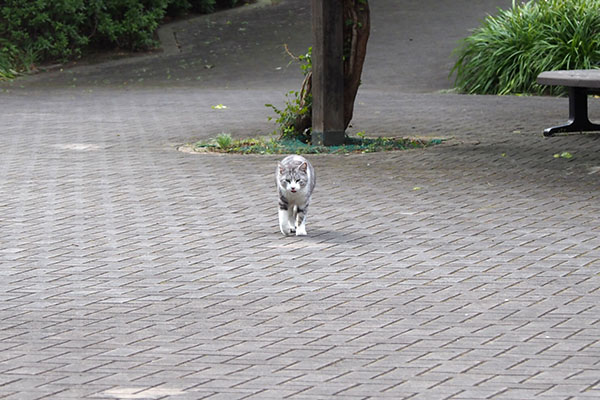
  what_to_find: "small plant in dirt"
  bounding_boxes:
[215,133,233,149]
[266,47,313,143]
[452,0,600,95]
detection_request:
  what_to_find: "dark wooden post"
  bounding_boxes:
[311,0,345,146]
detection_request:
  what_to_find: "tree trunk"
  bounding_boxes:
[293,0,369,138]
[342,0,370,129]
[293,72,313,139]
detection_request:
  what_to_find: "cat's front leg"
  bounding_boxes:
[279,208,295,236]
[295,206,307,236]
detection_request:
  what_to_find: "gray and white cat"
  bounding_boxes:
[276,155,316,236]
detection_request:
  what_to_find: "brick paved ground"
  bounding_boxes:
[1,0,600,399]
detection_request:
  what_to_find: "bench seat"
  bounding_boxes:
[537,69,600,136]
[538,69,600,89]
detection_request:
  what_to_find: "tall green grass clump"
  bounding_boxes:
[452,0,600,95]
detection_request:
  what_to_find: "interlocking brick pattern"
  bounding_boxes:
[1,0,600,398]
[1,88,599,400]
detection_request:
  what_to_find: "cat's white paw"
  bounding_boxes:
[280,222,295,236]
[280,226,295,236]
[295,225,307,236]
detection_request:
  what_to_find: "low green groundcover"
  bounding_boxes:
[193,134,444,155]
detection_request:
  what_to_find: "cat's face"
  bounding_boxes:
[278,164,308,194]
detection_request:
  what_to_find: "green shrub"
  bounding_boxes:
[0,39,28,80]
[188,0,216,13]
[167,0,238,16]
[0,0,168,66]
[452,0,600,95]
[0,0,240,78]
[88,0,169,51]
[0,0,90,63]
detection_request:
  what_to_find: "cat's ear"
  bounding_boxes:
[299,162,308,172]
[278,163,285,175]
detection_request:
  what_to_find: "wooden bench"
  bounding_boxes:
[537,69,600,136]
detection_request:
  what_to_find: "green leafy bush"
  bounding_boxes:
[89,0,171,50]
[0,40,29,80]
[168,0,239,15]
[452,0,600,95]
[1,0,90,64]
[0,0,168,70]
[0,0,238,78]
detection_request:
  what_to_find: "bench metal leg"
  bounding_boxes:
[544,87,600,136]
